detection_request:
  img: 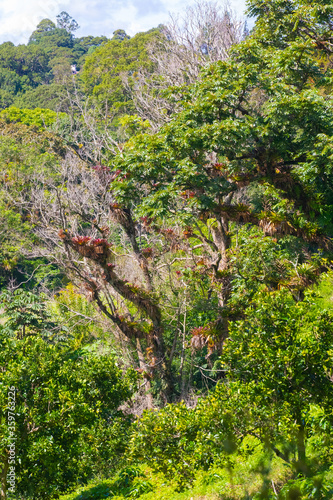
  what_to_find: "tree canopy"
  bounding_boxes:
[1,1,333,499]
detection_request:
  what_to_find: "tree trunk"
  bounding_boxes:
[295,417,308,476]
[210,217,231,305]
[210,217,231,348]
[151,327,173,402]
[179,299,187,398]
[296,428,307,475]
[136,338,154,409]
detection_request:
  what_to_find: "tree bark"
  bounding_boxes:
[296,421,308,476]
[136,338,154,409]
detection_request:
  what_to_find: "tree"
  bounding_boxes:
[112,0,333,353]
[0,68,21,95]
[124,1,245,130]
[11,0,332,403]
[247,0,333,51]
[128,289,333,487]
[0,314,137,499]
[72,35,108,69]
[0,120,67,290]
[19,153,178,402]
[81,29,159,124]
[13,83,69,111]
[112,29,130,42]
[0,106,67,129]
[0,90,13,110]
[221,290,333,475]
[31,18,56,33]
[29,19,73,52]
[74,35,108,50]
[0,42,50,91]
[48,47,76,83]
[56,11,80,34]
[1,113,220,402]
[0,288,55,339]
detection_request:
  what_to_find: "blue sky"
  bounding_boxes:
[0,0,248,45]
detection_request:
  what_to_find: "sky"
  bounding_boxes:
[0,0,247,45]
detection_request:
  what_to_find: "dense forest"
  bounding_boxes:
[1,1,333,498]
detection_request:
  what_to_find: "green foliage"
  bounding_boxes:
[129,403,199,487]
[0,288,55,338]
[0,120,69,291]
[0,18,108,113]
[0,323,138,498]
[127,288,333,491]
[12,82,69,111]
[0,41,50,98]
[112,0,333,244]
[222,290,333,468]
[59,466,154,499]
[112,30,130,42]
[28,19,73,51]
[81,30,158,120]
[0,89,14,109]
[0,106,67,129]
[50,284,109,341]
[66,438,291,499]
[2,1,333,497]
[247,0,333,50]
[279,474,333,500]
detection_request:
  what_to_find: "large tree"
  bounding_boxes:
[14,0,332,404]
[5,0,333,408]
[110,0,333,351]
[28,19,73,52]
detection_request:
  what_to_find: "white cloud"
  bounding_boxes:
[0,0,247,45]
[0,0,63,44]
